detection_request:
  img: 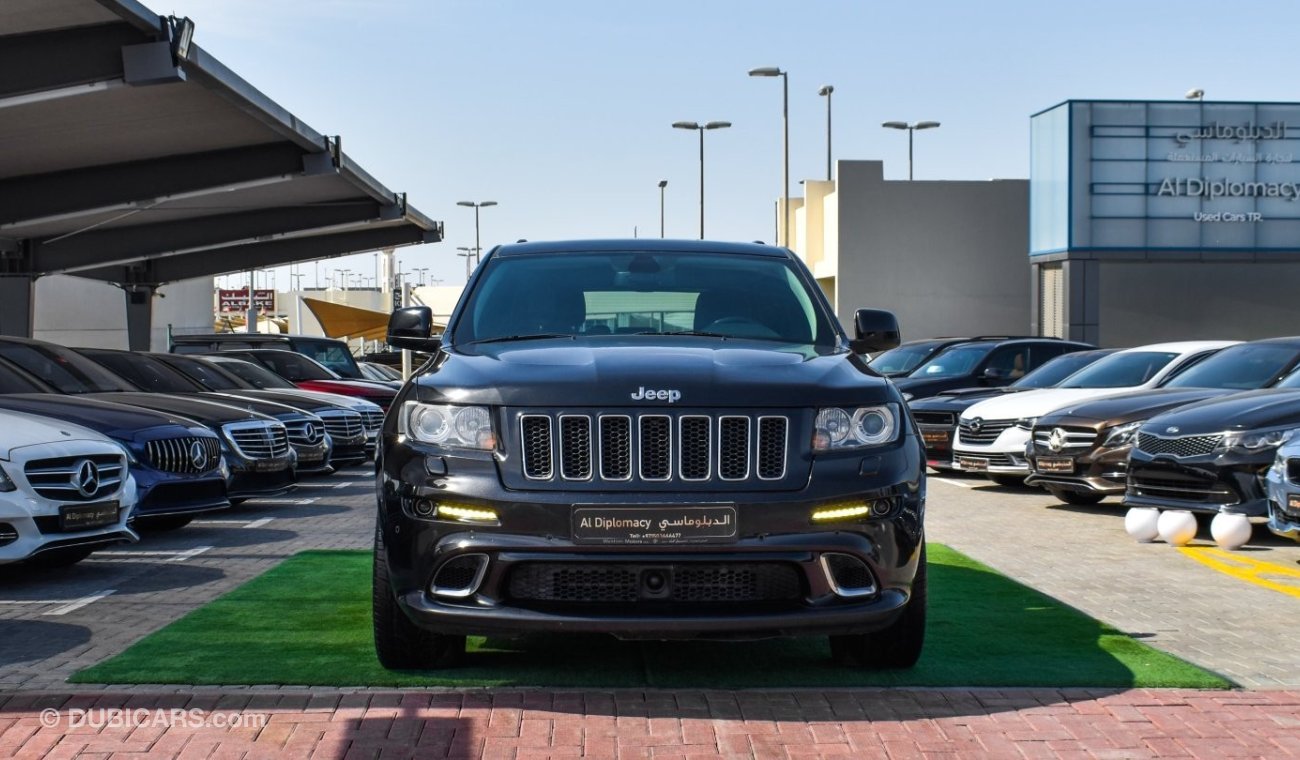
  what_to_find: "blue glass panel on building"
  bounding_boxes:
[1029,103,1069,253]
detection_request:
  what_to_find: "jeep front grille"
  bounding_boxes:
[519,411,789,485]
[145,436,221,474]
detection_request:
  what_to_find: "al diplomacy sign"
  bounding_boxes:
[1032,100,1300,252]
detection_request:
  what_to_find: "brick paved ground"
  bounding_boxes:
[2,464,1300,757]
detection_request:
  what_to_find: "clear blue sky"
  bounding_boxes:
[166,0,1300,290]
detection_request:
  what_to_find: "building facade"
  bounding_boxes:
[1031,99,1300,345]
[789,160,1030,342]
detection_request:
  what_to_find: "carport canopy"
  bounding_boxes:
[0,0,443,348]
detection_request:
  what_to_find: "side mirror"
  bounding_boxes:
[849,309,901,354]
[387,306,441,352]
[981,367,1009,384]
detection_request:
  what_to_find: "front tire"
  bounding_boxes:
[372,525,464,670]
[1047,488,1105,506]
[828,545,926,669]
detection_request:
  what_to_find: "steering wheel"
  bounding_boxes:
[704,316,782,339]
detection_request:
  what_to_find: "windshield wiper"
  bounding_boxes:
[635,330,729,339]
[460,333,574,346]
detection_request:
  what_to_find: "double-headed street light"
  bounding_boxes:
[749,66,789,246]
[818,85,834,181]
[881,120,941,180]
[455,246,478,282]
[456,201,497,267]
[413,267,429,286]
[672,121,731,239]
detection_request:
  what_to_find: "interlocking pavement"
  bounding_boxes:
[1,465,1299,757]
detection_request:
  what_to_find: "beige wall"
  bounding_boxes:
[34,275,213,351]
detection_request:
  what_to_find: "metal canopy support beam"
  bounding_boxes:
[123,284,155,351]
[0,23,140,100]
[0,277,36,338]
[78,224,438,284]
[31,200,386,274]
[0,142,319,229]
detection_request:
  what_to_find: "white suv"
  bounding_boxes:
[951,341,1237,483]
[0,410,138,567]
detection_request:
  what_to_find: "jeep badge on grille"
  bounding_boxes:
[630,387,681,403]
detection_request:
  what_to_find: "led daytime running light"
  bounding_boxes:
[811,504,871,522]
[434,503,499,524]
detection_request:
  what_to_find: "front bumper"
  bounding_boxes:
[1123,450,1271,517]
[133,470,230,518]
[1263,463,1300,541]
[917,423,956,470]
[226,453,296,499]
[1024,444,1130,495]
[378,436,925,640]
[0,487,139,564]
[951,427,1032,476]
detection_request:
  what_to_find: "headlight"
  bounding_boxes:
[0,463,14,493]
[1014,417,1038,431]
[813,405,898,451]
[400,402,495,450]
[901,393,914,402]
[111,440,140,466]
[1102,421,1142,448]
[1216,427,1296,454]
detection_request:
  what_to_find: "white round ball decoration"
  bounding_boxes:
[1157,509,1198,547]
[1210,512,1252,551]
[1124,507,1161,543]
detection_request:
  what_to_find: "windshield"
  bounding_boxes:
[208,358,298,389]
[1162,343,1299,390]
[869,343,945,375]
[293,339,364,379]
[166,357,247,390]
[909,343,994,379]
[452,250,838,347]
[238,351,338,381]
[0,359,54,393]
[0,343,137,394]
[1011,351,1108,389]
[1058,351,1178,389]
[82,352,201,393]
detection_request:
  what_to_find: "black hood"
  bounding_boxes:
[206,389,345,413]
[0,394,208,444]
[1038,388,1236,427]
[892,375,991,399]
[414,340,895,407]
[907,388,1014,416]
[1143,388,1300,435]
[85,392,275,425]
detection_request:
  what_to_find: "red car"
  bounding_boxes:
[214,349,398,410]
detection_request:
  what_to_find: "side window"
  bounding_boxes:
[983,346,1029,380]
[1161,350,1215,382]
[1027,342,1067,369]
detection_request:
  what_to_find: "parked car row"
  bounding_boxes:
[0,336,392,568]
[879,335,1300,543]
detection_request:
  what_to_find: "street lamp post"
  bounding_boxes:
[289,272,304,334]
[414,267,429,286]
[672,121,732,239]
[881,121,941,180]
[456,201,497,268]
[818,85,834,181]
[456,247,475,282]
[749,67,789,247]
[657,180,667,238]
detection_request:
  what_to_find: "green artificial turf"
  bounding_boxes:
[72,545,1230,688]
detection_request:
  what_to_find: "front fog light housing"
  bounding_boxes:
[400,402,496,450]
[813,405,898,451]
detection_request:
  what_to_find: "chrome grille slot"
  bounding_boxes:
[757,416,787,480]
[957,418,1016,445]
[25,453,124,501]
[145,436,220,474]
[598,416,632,480]
[678,416,711,481]
[639,415,672,481]
[1136,432,1222,458]
[520,415,553,479]
[224,421,290,460]
[360,409,384,434]
[718,416,750,481]
[318,410,365,442]
[519,411,791,486]
[1032,427,1098,452]
[559,415,592,480]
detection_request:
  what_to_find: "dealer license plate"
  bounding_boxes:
[59,501,119,531]
[957,456,989,472]
[572,505,737,545]
[922,430,950,447]
[1037,457,1075,474]
[1287,494,1300,515]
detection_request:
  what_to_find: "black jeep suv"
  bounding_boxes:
[374,240,926,669]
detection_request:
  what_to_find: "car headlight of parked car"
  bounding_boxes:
[813,405,898,451]
[1215,427,1296,455]
[400,402,496,450]
[111,440,140,466]
[1014,417,1038,431]
[1102,421,1142,448]
[0,464,14,493]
